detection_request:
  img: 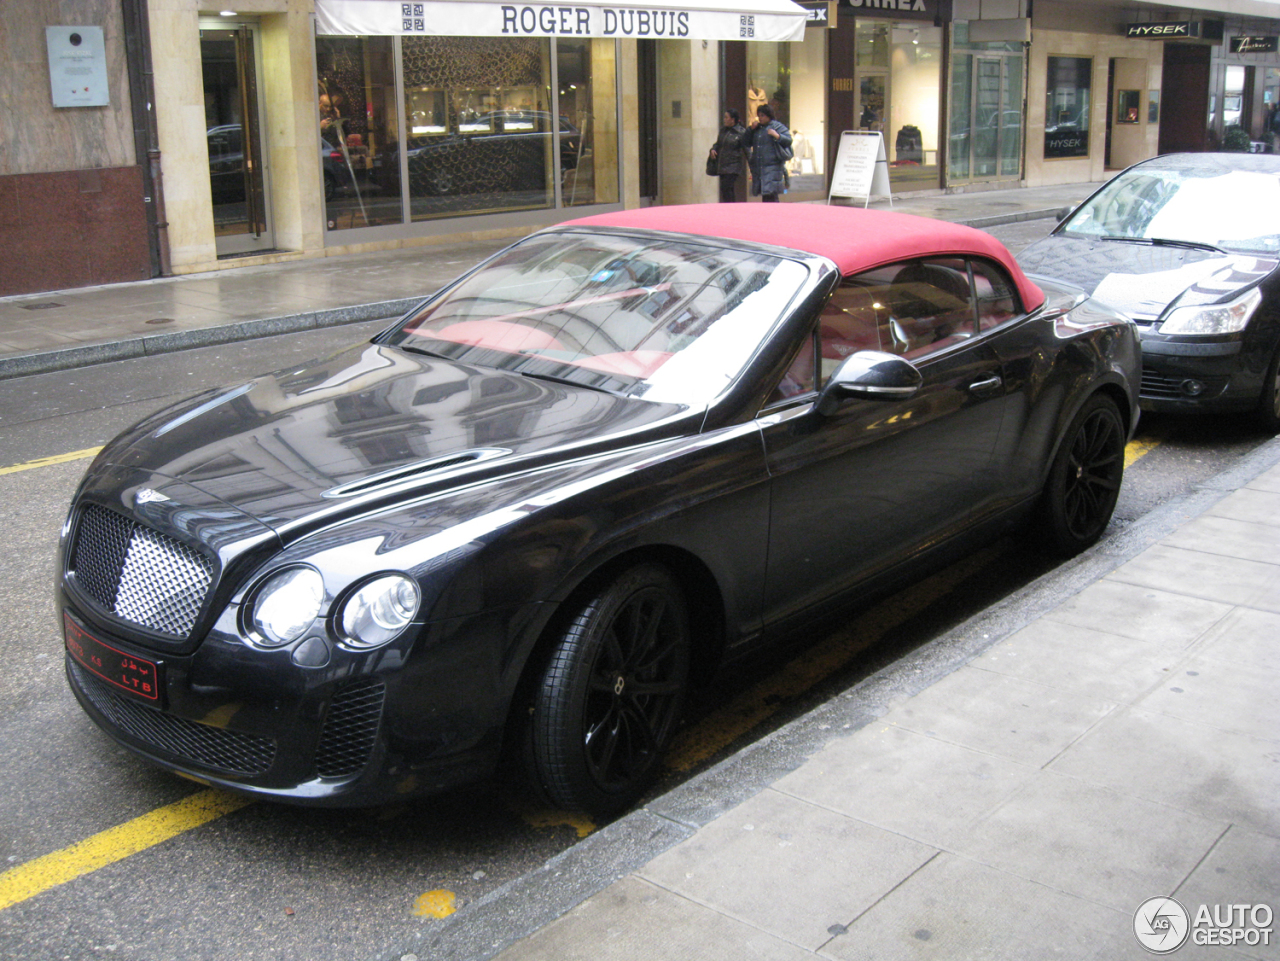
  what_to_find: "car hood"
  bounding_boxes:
[89,343,692,542]
[1017,234,1276,323]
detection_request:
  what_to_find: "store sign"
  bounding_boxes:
[46,26,109,108]
[847,0,931,11]
[1232,35,1278,53]
[1125,21,1197,39]
[1045,130,1088,158]
[796,0,835,28]
[316,0,807,41]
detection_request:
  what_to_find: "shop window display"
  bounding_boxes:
[746,28,827,198]
[853,21,941,190]
[557,38,620,206]
[1045,56,1091,159]
[401,36,555,220]
[317,36,402,230]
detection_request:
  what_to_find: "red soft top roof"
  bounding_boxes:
[563,203,1045,312]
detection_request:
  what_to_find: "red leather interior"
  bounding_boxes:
[426,320,565,352]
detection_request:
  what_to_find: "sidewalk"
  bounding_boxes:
[0,182,1099,380]
[381,438,1280,961]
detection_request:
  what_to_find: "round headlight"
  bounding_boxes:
[339,574,420,649]
[250,567,325,648]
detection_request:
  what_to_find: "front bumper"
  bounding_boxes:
[1137,331,1265,414]
[60,595,522,806]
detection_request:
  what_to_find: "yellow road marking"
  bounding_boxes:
[413,889,457,918]
[0,447,102,476]
[1125,435,1162,468]
[0,428,1170,909]
[665,543,1005,772]
[0,789,251,912]
[517,807,597,838]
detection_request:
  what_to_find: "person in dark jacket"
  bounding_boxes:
[709,109,748,202]
[748,103,792,202]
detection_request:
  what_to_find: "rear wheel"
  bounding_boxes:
[528,564,691,816]
[1036,394,1125,556]
[1257,342,1280,433]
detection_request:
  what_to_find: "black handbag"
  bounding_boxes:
[706,153,719,176]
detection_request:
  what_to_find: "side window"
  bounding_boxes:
[818,282,892,382]
[826,259,975,368]
[882,258,974,359]
[971,259,1021,331]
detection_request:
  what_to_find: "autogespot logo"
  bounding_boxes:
[1134,897,1190,954]
[1134,898,1275,953]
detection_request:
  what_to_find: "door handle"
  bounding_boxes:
[968,374,1003,396]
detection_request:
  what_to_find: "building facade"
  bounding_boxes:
[6,0,1280,299]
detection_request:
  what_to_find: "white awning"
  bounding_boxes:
[315,0,808,42]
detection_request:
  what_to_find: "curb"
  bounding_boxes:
[0,208,1069,382]
[371,433,1280,961]
[0,298,421,382]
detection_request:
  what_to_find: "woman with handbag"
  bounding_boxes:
[708,109,749,203]
[748,104,792,203]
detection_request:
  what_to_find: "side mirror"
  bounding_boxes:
[816,350,922,415]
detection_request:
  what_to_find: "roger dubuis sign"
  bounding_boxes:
[315,0,808,41]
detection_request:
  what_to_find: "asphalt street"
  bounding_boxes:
[1,217,1277,960]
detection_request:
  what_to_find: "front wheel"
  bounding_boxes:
[1035,394,1126,556]
[528,564,691,816]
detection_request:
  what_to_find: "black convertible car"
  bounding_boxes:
[60,204,1138,815]
[1019,153,1280,429]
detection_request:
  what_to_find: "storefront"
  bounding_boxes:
[151,0,806,278]
[1026,1,1166,186]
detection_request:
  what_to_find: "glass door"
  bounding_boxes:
[949,52,1022,184]
[201,23,274,256]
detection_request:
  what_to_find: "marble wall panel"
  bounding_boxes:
[0,166,150,295]
[0,0,136,175]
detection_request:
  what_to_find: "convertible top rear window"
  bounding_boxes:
[387,231,810,406]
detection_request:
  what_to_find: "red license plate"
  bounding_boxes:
[64,613,162,703]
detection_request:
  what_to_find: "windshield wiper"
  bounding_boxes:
[513,367,622,396]
[395,342,453,360]
[1100,235,1226,254]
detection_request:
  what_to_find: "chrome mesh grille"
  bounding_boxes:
[314,678,385,779]
[70,660,276,776]
[71,504,213,637]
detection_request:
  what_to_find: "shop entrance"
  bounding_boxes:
[200,22,274,256]
[950,52,1022,182]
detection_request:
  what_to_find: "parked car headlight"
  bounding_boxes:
[1159,287,1262,335]
[250,567,325,647]
[339,574,420,649]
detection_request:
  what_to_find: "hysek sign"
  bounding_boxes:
[1126,21,1196,38]
[1133,898,1273,954]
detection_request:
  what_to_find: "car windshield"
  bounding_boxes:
[386,231,810,406]
[1059,165,1280,255]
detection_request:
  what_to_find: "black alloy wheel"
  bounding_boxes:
[529,564,691,816]
[1258,342,1280,433]
[1037,394,1126,556]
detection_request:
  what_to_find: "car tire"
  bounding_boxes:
[528,564,691,816]
[1035,393,1125,556]
[1257,342,1280,433]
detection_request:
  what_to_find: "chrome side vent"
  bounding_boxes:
[323,448,510,498]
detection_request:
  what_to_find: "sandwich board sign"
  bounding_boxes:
[828,130,891,207]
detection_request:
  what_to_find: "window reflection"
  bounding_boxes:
[317,36,402,230]
[401,36,554,220]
